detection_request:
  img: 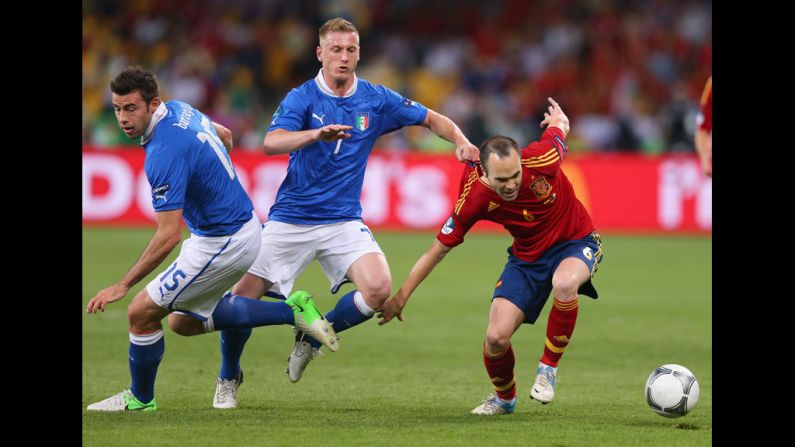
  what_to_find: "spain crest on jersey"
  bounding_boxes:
[529,176,552,199]
[356,112,369,131]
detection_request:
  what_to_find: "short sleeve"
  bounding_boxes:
[268,88,309,132]
[521,127,566,176]
[145,146,189,212]
[380,86,428,134]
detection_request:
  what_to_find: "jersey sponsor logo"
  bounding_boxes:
[356,112,369,131]
[487,201,500,212]
[152,184,170,202]
[530,176,552,199]
[402,98,418,107]
[583,247,593,260]
[441,216,454,234]
[312,112,326,125]
[523,209,534,221]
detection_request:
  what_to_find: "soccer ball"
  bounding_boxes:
[645,364,700,418]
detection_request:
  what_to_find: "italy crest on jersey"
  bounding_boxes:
[356,112,369,131]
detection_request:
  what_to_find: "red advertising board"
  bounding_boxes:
[83,147,711,233]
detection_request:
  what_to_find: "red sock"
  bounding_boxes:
[483,343,516,400]
[541,297,579,367]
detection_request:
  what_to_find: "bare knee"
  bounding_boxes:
[127,301,162,334]
[552,276,580,302]
[484,329,511,355]
[360,278,392,308]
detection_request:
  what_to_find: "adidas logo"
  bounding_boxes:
[488,201,500,212]
[553,335,569,343]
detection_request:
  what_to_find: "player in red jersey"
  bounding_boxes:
[695,76,712,177]
[378,98,603,415]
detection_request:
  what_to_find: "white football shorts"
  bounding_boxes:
[145,213,261,320]
[247,220,384,298]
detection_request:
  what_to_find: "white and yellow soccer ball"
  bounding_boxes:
[645,364,700,418]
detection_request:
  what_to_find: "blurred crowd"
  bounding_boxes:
[83,0,711,154]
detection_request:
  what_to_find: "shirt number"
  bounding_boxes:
[197,116,236,180]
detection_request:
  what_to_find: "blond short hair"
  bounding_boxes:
[319,17,358,43]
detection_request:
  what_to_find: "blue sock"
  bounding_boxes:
[128,330,165,403]
[209,293,294,331]
[306,290,372,349]
[219,328,251,380]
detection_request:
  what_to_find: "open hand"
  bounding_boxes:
[86,283,129,314]
[539,97,569,137]
[316,124,353,142]
[377,297,405,325]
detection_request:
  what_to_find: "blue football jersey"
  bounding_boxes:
[267,72,428,224]
[142,100,254,236]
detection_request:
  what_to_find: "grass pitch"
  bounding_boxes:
[83,228,711,446]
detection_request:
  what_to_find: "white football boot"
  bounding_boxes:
[470,394,516,415]
[530,363,557,404]
[213,369,244,409]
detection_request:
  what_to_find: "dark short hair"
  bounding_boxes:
[110,65,160,103]
[479,136,520,174]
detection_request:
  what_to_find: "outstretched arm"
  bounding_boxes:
[262,125,353,155]
[86,209,183,313]
[422,109,479,162]
[212,122,233,152]
[377,239,453,325]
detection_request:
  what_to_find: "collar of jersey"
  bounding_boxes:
[314,69,358,98]
[140,102,168,145]
[475,164,494,191]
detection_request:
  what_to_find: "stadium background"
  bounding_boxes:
[83,0,711,445]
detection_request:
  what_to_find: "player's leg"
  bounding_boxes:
[202,286,336,409]
[301,224,390,348]
[329,252,391,334]
[471,297,525,415]
[87,288,168,411]
[532,233,603,404]
[214,273,273,386]
[212,221,330,392]
[286,221,386,382]
[285,253,388,382]
[542,257,591,365]
[159,218,300,339]
[155,216,327,408]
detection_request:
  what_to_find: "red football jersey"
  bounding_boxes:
[437,127,595,263]
[698,76,712,132]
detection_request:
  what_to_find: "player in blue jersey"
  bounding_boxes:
[210,17,480,407]
[85,66,339,412]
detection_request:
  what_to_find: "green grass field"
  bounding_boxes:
[83,228,711,446]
